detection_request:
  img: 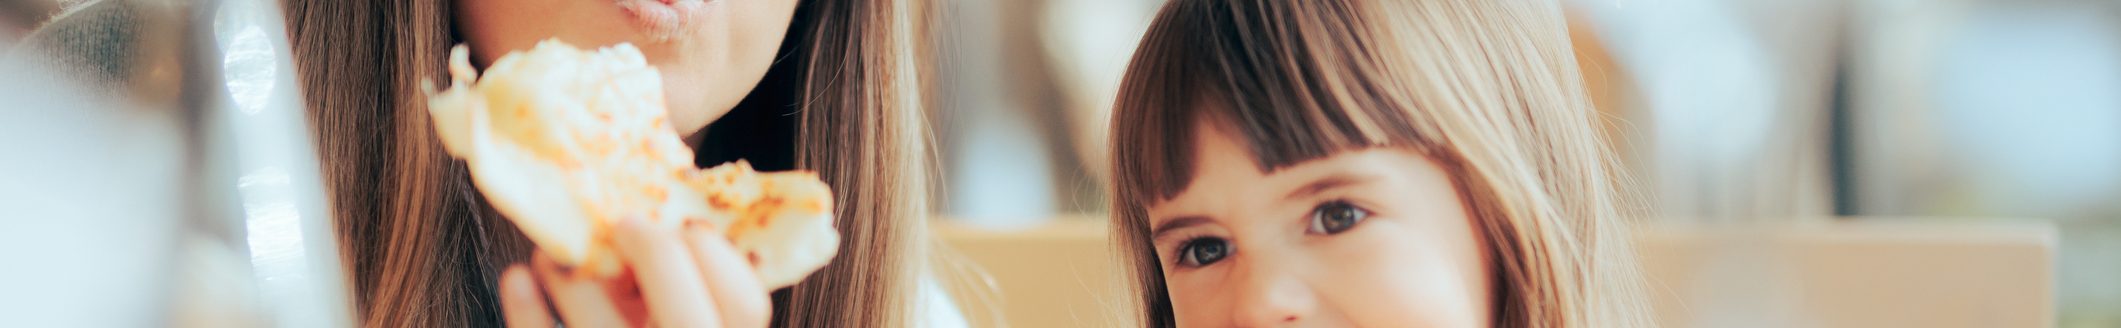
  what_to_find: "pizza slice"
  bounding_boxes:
[423,39,838,289]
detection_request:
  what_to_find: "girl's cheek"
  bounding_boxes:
[1313,218,1493,327]
[1165,269,1231,327]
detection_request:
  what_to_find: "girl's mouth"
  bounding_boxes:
[615,0,707,41]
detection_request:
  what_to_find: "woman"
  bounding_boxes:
[1107,0,1653,326]
[281,0,933,326]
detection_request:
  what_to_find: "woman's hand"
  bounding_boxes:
[500,218,772,328]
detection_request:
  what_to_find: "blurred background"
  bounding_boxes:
[928,0,2113,326]
[3,0,2113,326]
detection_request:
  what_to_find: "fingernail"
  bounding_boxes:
[533,252,574,276]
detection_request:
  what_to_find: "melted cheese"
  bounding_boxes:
[424,39,838,288]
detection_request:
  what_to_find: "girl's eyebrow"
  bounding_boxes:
[1283,174,1366,201]
[1151,216,1213,240]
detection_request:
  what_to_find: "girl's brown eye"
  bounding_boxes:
[1175,237,1231,267]
[1307,200,1369,235]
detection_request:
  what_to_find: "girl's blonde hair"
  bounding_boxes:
[282,0,934,326]
[1108,0,1652,326]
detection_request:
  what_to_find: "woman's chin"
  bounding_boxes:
[661,87,740,138]
[664,97,723,138]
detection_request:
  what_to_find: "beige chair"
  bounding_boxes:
[1638,219,2055,327]
[937,219,1133,327]
[938,217,2055,327]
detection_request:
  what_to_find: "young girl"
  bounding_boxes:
[1108,0,1652,326]
[282,0,934,326]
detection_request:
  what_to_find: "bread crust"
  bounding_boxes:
[424,39,839,288]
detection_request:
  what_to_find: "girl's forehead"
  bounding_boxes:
[1152,117,1392,213]
[1149,120,1267,211]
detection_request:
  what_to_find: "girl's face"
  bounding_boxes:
[455,0,800,137]
[1146,121,1493,327]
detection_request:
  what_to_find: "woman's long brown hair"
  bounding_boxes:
[1109,0,1652,326]
[281,0,934,326]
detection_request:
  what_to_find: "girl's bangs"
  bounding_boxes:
[1111,0,1432,208]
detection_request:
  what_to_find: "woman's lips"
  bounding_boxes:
[616,0,704,40]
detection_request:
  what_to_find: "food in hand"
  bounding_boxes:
[423,39,839,289]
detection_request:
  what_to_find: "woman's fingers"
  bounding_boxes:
[532,253,633,327]
[509,220,772,328]
[611,218,721,327]
[683,222,773,328]
[500,264,556,328]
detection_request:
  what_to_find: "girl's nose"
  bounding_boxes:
[1229,257,1318,327]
